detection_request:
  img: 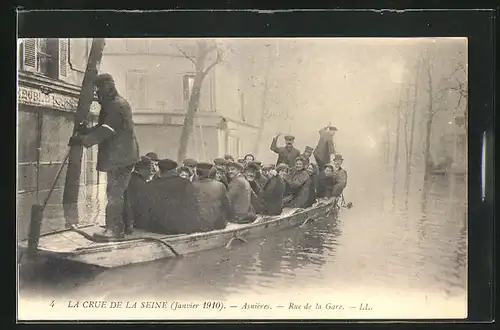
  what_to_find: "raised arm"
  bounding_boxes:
[270,135,281,154]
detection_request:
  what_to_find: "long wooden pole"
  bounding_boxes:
[63,38,106,227]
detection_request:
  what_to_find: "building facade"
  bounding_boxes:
[99,38,260,162]
[17,38,103,240]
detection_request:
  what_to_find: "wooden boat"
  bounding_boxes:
[18,198,336,268]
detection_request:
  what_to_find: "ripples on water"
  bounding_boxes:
[19,171,467,317]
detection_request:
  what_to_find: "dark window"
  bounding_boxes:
[20,38,68,80]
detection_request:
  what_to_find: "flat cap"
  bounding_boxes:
[305,146,314,152]
[237,158,246,164]
[226,161,244,171]
[284,135,295,140]
[224,154,235,161]
[295,156,307,163]
[213,158,227,166]
[183,158,198,167]
[197,162,214,171]
[333,154,344,161]
[253,160,263,167]
[94,73,115,86]
[158,158,178,172]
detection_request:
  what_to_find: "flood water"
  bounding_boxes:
[18,167,467,320]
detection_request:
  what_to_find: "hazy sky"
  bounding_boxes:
[225,38,467,166]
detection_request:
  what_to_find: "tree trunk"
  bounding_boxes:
[404,60,420,200]
[63,38,106,226]
[391,97,403,208]
[177,42,212,163]
[253,46,275,155]
[423,62,434,181]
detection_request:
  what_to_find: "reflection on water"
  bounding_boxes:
[19,173,467,316]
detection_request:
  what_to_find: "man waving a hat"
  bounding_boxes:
[270,133,301,168]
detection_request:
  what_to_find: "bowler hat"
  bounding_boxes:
[183,158,198,167]
[158,158,178,172]
[136,156,152,168]
[244,162,260,172]
[144,152,159,161]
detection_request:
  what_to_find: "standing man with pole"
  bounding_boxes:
[68,73,140,238]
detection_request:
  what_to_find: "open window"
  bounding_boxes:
[20,38,69,80]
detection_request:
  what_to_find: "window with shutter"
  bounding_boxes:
[22,38,38,72]
[58,38,69,79]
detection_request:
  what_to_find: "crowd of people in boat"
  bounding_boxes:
[123,128,347,236]
[68,73,347,239]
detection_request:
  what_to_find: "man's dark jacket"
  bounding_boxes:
[259,175,285,216]
[141,171,205,235]
[81,95,140,172]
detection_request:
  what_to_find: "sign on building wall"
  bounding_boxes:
[18,85,100,113]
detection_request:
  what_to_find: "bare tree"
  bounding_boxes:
[391,94,403,208]
[420,51,454,180]
[176,40,222,162]
[403,58,421,203]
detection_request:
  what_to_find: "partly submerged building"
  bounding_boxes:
[17,38,103,240]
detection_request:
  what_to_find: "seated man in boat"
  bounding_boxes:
[192,162,235,230]
[305,163,319,207]
[316,164,336,199]
[331,154,348,203]
[123,156,155,234]
[243,162,265,214]
[226,161,257,224]
[210,158,230,188]
[261,164,276,181]
[142,158,205,235]
[259,167,286,216]
[182,158,198,181]
[283,156,312,209]
[144,151,161,180]
[178,166,194,181]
